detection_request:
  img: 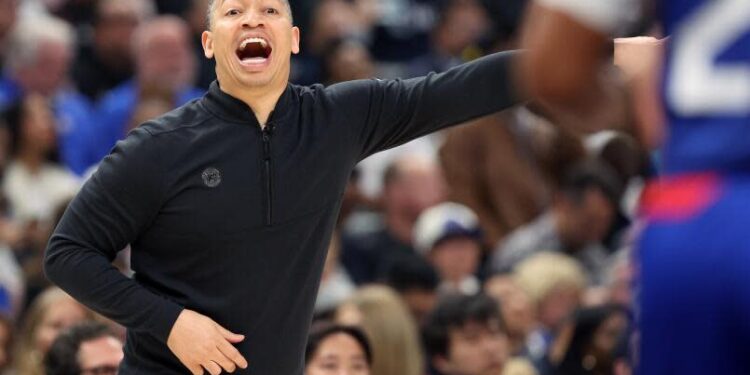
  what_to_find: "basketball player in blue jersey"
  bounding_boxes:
[516,0,750,374]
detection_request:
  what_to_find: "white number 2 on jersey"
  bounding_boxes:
[668,0,750,116]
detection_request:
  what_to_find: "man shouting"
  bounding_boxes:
[44,0,522,373]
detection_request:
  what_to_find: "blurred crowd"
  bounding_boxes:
[0,0,652,374]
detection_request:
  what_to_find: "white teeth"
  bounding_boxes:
[242,57,267,63]
[240,37,268,50]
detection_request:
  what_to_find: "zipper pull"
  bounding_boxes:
[262,125,272,160]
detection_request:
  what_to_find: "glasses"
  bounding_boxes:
[80,365,119,375]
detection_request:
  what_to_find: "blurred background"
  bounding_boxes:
[0,0,652,374]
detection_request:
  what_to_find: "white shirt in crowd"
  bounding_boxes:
[2,161,80,224]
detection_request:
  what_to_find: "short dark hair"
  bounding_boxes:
[1,96,61,162]
[557,304,629,374]
[305,323,373,366]
[44,322,116,375]
[423,293,505,359]
[382,255,440,293]
[560,158,623,207]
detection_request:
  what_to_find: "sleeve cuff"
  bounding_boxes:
[150,300,185,343]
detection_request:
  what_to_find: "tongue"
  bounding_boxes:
[239,42,268,59]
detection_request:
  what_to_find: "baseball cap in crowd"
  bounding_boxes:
[413,202,482,255]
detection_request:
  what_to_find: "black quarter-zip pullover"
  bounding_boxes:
[45,51,522,374]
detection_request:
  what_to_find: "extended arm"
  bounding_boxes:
[327,50,525,159]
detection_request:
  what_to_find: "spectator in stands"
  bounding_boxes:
[151,0,190,15]
[439,107,584,249]
[367,0,441,65]
[44,322,123,375]
[355,139,442,205]
[423,293,509,375]
[484,274,536,356]
[72,0,155,102]
[292,0,372,84]
[1,95,79,298]
[409,0,491,77]
[0,313,11,374]
[315,233,356,316]
[305,323,372,375]
[513,252,586,367]
[336,285,424,375]
[0,0,18,70]
[45,0,96,26]
[413,202,484,296]
[342,155,446,284]
[382,255,439,326]
[584,131,650,249]
[0,238,22,319]
[491,159,621,284]
[322,38,375,84]
[126,92,175,135]
[1,15,96,175]
[338,168,379,227]
[93,16,203,162]
[612,331,632,375]
[11,287,92,375]
[543,305,628,375]
[604,251,633,307]
[2,94,79,225]
[0,289,8,320]
[306,0,369,58]
[0,190,24,317]
[184,0,216,89]
[502,358,539,375]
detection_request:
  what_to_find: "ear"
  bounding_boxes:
[291,26,301,55]
[202,30,215,59]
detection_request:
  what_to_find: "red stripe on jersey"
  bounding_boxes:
[640,172,723,221]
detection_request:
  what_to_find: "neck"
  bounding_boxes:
[219,79,287,128]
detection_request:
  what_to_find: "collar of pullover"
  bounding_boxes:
[203,80,292,127]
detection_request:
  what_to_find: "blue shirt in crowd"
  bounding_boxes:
[0,78,98,176]
[93,80,204,163]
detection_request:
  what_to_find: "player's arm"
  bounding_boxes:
[516,0,664,145]
[516,1,613,110]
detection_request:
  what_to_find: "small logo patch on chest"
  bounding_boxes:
[202,167,222,188]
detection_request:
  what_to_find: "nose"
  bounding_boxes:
[242,10,264,28]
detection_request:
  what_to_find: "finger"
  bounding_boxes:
[203,361,222,375]
[212,348,237,373]
[216,324,245,343]
[188,364,203,375]
[218,339,248,369]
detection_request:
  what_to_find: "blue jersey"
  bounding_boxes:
[534,0,750,373]
[660,0,750,174]
[537,0,750,173]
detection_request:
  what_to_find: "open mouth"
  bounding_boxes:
[236,37,272,65]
